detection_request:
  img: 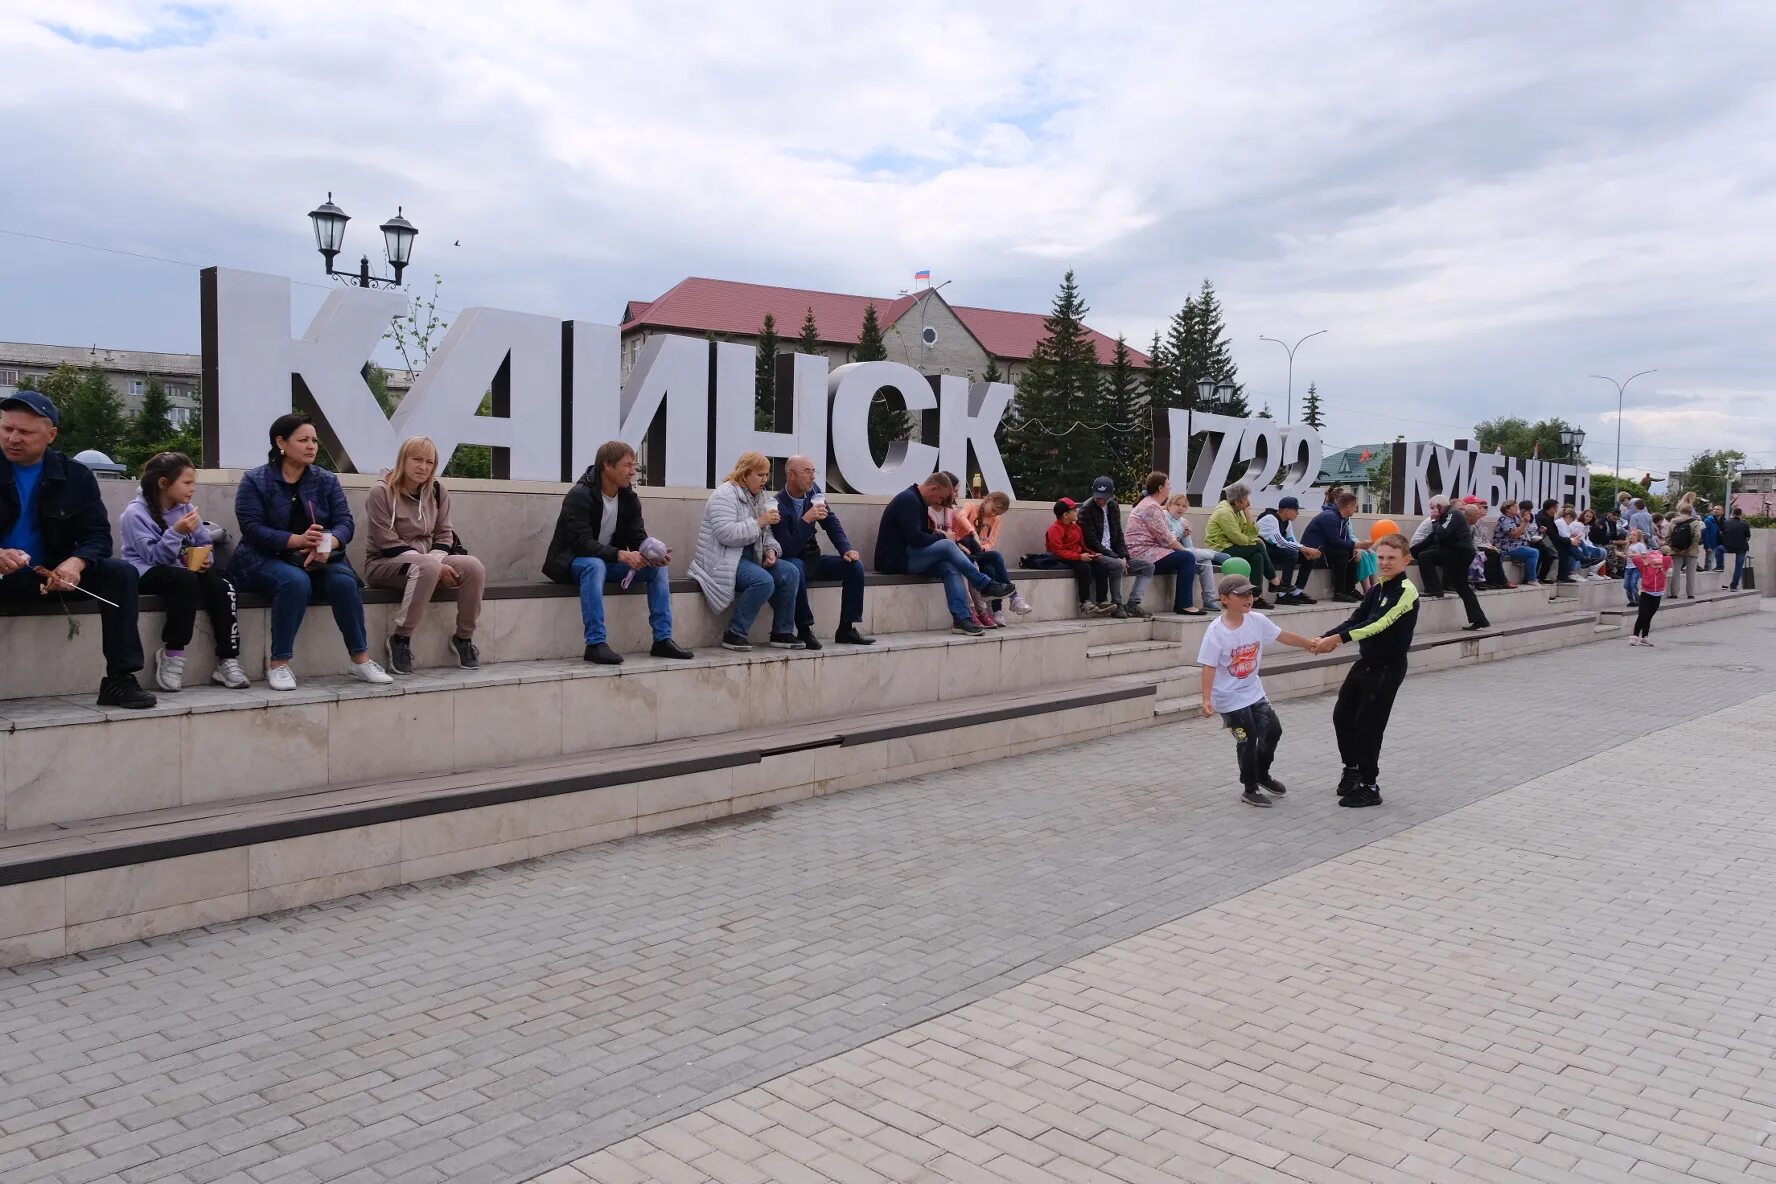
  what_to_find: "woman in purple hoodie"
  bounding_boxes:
[119,452,249,691]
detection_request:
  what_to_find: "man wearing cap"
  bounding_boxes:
[1,391,156,708]
[1255,495,1321,604]
[1078,475,1143,616]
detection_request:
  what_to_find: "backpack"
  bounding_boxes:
[1669,518,1694,551]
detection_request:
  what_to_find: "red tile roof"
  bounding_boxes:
[621,277,1149,367]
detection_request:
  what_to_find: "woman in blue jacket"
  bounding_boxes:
[230,413,392,691]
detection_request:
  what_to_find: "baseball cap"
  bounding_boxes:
[1052,497,1076,518]
[1277,496,1300,511]
[0,391,59,425]
[1217,573,1259,598]
[1091,475,1114,498]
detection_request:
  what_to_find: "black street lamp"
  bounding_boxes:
[1559,425,1587,460]
[308,193,418,288]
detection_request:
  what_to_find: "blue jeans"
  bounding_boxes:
[1501,545,1541,582]
[728,549,800,637]
[1707,543,1725,571]
[571,556,672,645]
[1624,566,1641,603]
[786,554,865,629]
[905,538,991,623]
[236,558,367,661]
[1575,542,1606,567]
[1730,550,1747,589]
[1144,549,1199,610]
[974,549,1010,609]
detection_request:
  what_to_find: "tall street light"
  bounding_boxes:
[1257,329,1327,425]
[308,193,419,288]
[1590,370,1656,501]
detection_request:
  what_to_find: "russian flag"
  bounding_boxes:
[914,269,931,281]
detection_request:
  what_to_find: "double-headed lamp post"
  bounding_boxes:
[1257,329,1327,425]
[307,193,418,288]
[1590,369,1655,502]
[1185,377,1237,485]
[1559,425,1587,461]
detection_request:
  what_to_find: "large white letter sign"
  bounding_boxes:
[827,362,938,495]
[580,334,711,488]
[389,306,562,479]
[935,376,1014,497]
[1389,439,1590,514]
[201,267,403,470]
[714,345,830,480]
[1157,409,1321,509]
[563,320,620,478]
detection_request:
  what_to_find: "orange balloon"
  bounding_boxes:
[1369,518,1401,542]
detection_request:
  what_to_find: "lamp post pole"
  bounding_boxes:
[1257,330,1327,424]
[1590,370,1655,503]
[308,194,418,289]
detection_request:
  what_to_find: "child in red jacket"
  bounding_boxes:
[1046,498,1123,616]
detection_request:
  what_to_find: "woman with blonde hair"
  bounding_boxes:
[363,436,487,674]
[690,451,802,652]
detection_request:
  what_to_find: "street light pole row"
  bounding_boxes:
[1591,369,1656,502]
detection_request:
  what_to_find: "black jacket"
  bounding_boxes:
[874,485,943,574]
[772,482,854,561]
[0,447,113,568]
[1323,571,1420,660]
[542,468,649,583]
[1077,498,1128,559]
[1429,505,1475,552]
[1720,518,1752,553]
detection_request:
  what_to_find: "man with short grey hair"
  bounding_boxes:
[772,455,872,649]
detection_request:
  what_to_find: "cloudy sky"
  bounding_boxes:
[3,0,1772,483]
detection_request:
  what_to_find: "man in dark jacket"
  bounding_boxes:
[772,454,872,649]
[1079,475,1146,615]
[543,439,692,665]
[1429,499,1489,630]
[874,471,1013,636]
[1535,498,1575,583]
[1720,507,1753,590]
[1301,492,1361,602]
[0,391,155,707]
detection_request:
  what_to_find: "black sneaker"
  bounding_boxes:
[1107,603,1129,619]
[981,580,1014,599]
[721,631,753,652]
[1339,785,1383,808]
[584,643,624,665]
[1333,592,1363,603]
[1257,775,1287,796]
[451,636,480,669]
[1241,788,1274,808]
[1337,766,1362,796]
[97,673,156,710]
[1462,621,1490,631]
[795,628,823,651]
[385,634,415,676]
[834,624,876,646]
[1293,592,1317,604]
[1251,598,1274,610]
[768,632,805,650]
[650,638,693,660]
[952,618,985,636]
[1124,600,1153,619]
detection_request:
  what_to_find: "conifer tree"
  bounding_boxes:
[798,307,821,356]
[1102,336,1150,494]
[1001,270,1109,500]
[856,303,913,463]
[1301,381,1326,431]
[755,313,779,430]
[27,364,128,457]
[131,380,173,449]
[982,357,1003,384]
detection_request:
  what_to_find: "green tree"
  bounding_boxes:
[1101,336,1150,494]
[1593,472,1661,516]
[123,379,174,464]
[23,364,128,457]
[381,274,490,479]
[1301,382,1325,431]
[1370,436,1404,512]
[364,364,397,416]
[1161,280,1244,417]
[755,313,779,430]
[982,357,1003,384]
[1472,416,1587,463]
[798,307,821,356]
[1669,448,1746,503]
[1000,270,1109,499]
[856,302,914,464]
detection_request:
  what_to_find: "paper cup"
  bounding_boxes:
[183,544,212,572]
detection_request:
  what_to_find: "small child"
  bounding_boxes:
[1628,536,1672,646]
[1623,527,1645,605]
[1355,545,1379,595]
[1198,572,1323,808]
[1046,498,1123,617]
[1318,533,1419,807]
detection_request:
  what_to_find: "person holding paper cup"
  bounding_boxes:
[1,391,157,708]
[120,451,249,691]
[230,413,392,691]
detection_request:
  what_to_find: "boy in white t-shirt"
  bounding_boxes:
[1197,573,1324,808]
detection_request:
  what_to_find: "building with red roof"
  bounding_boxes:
[618,277,1148,386]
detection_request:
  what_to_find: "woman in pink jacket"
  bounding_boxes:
[1125,471,1203,615]
[1627,530,1672,646]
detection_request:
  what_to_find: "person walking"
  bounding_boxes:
[1720,507,1752,590]
[1430,498,1489,630]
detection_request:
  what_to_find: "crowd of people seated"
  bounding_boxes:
[2,387,1757,707]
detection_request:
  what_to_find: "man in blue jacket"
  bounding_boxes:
[1301,491,1362,603]
[0,392,155,707]
[1701,504,1722,571]
[874,471,1014,636]
[772,455,873,649]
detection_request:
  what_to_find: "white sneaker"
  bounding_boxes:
[993,610,1008,627]
[1010,592,1033,615]
[350,658,394,685]
[211,658,250,689]
[267,664,298,691]
[154,646,185,692]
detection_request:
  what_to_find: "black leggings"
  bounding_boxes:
[1333,655,1408,782]
[1220,699,1282,789]
[1059,557,1117,602]
[1633,594,1661,638]
[138,565,242,657]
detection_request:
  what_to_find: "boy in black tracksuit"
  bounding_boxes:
[1318,533,1419,808]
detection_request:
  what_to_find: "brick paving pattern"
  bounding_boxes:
[1,610,1772,1183]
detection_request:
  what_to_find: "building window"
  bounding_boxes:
[0,368,17,387]
[129,379,146,396]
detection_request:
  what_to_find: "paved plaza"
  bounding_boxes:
[3,609,1775,1183]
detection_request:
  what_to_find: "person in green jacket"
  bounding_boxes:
[1205,482,1277,607]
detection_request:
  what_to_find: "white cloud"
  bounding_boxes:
[1,0,1772,473]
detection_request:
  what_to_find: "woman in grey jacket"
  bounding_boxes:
[690,451,803,652]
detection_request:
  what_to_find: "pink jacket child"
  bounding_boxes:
[1631,548,1671,595]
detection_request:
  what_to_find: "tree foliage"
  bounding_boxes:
[1153,279,1243,418]
[1472,416,1587,464]
[755,313,779,431]
[1000,270,1113,500]
[1300,381,1325,431]
[798,307,821,357]
[1669,448,1746,502]
[21,364,128,459]
[1102,336,1150,495]
[855,302,914,465]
